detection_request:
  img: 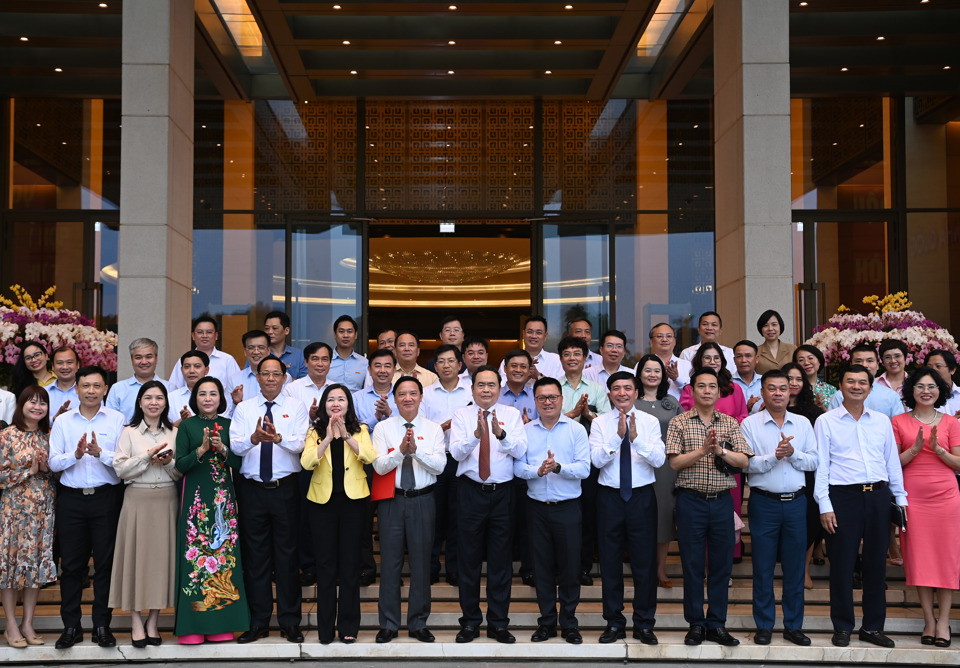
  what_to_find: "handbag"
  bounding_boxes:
[370,447,396,501]
[713,440,743,476]
[890,503,907,531]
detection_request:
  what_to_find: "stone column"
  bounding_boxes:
[118,0,194,377]
[713,0,795,343]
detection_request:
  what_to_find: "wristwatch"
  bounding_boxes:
[554,462,562,474]
[719,447,726,458]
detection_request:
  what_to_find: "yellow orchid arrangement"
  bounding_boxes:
[0,285,64,310]
[862,292,912,314]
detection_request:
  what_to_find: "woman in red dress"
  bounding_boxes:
[892,367,960,647]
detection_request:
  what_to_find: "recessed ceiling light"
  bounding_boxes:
[876,36,885,41]
[54,67,62,72]
[333,4,341,8]
[565,4,573,9]
[840,67,848,72]
[350,70,357,74]
[99,2,108,7]
[832,142,838,146]
[62,141,67,145]
[36,123,41,127]
[694,124,699,128]
[529,125,534,129]
[449,4,457,9]
[342,40,350,45]
[448,40,456,45]
[19,36,28,42]
[447,70,454,74]
[799,1,807,5]
[859,123,865,127]
[545,70,552,74]
[554,40,562,45]
[945,65,952,70]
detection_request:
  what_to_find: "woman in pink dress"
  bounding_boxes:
[680,342,748,558]
[892,367,960,647]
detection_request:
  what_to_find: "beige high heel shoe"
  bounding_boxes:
[25,634,44,645]
[4,629,28,649]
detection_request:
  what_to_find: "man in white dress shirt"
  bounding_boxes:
[372,377,446,643]
[231,356,310,644]
[649,323,691,400]
[925,349,960,417]
[0,387,13,425]
[50,365,126,649]
[167,313,240,388]
[590,371,665,646]
[224,330,292,412]
[106,338,169,423]
[460,337,489,381]
[166,350,210,425]
[584,329,634,387]
[568,318,603,371]
[499,316,563,382]
[742,370,818,647]
[421,344,474,585]
[450,366,528,644]
[48,346,80,420]
[814,364,907,649]
[679,312,735,369]
[285,341,333,421]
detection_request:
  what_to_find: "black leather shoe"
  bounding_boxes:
[445,572,459,586]
[531,625,557,642]
[633,628,658,645]
[684,625,705,646]
[562,627,583,645]
[431,572,440,585]
[754,629,772,645]
[579,571,594,586]
[55,627,83,649]
[599,626,625,643]
[487,627,515,644]
[237,626,269,643]
[146,634,162,646]
[858,628,895,648]
[281,626,304,643]
[783,628,811,646]
[299,571,317,587]
[455,625,479,643]
[521,573,536,587]
[409,628,435,643]
[375,628,398,643]
[359,571,376,587]
[832,630,851,647]
[705,627,739,646]
[131,636,148,648]
[93,627,116,648]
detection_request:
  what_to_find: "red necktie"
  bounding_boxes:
[479,410,491,481]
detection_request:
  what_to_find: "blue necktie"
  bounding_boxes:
[260,401,275,482]
[620,430,632,502]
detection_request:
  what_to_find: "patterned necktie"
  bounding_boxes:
[401,422,415,490]
[260,401,275,483]
[479,410,491,481]
[620,430,632,502]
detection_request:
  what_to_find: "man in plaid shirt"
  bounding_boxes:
[666,367,753,647]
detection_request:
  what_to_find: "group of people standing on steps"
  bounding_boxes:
[0,308,957,650]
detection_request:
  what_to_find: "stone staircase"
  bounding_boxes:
[1,548,958,664]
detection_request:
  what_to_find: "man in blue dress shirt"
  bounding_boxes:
[105,337,169,423]
[264,311,307,380]
[514,377,590,644]
[742,370,818,646]
[815,364,907,649]
[48,346,80,420]
[330,315,367,392]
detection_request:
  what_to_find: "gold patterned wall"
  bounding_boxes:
[365,101,535,212]
[254,100,357,211]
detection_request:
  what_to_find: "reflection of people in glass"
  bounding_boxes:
[108,381,180,647]
[0,387,55,648]
[301,384,375,644]
[174,377,249,644]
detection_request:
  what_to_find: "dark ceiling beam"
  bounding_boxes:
[645,0,713,100]
[248,0,314,102]
[194,0,251,100]
[587,0,657,99]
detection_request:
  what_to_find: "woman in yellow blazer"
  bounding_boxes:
[300,384,376,645]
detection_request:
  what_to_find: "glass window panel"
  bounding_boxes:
[11,98,120,210]
[192,214,285,363]
[614,215,715,364]
[903,104,959,209]
[542,223,610,355]
[94,221,118,331]
[907,212,960,333]
[289,222,363,350]
[813,220,888,318]
[1,220,86,312]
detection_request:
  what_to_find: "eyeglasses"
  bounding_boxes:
[603,343,625,351]
[652,334,674,340]
[259,371,284,378]
[441,327,463,334]
[535,394,561,403]
[23,352,45,362]
[245,344,268,352]
[914,384,939,392]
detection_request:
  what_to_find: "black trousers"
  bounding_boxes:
[236,475,302,627]
[431,453,459,577]
[307,493,364,642]
[511,478,533,577]
[825,484,892,632]
[298,469,316,574]
[579,464,600,574]
[359,463,377,575]
[457,479,514,628]
[56,484,122,628]
[528,498,582,630]
[597,484,658,630]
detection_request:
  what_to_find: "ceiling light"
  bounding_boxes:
[342,40,350,45]
[350,70,357,74]
[554,40,562,45]
[565,4,573,9]
[447,70,454,74]
[448,40,456,45]
[54,67,62,72]
[449,4,457,9]
[832,142,838,146]
[945,65,952,70]
[545,70,552,74]
[876,36,885,41]
[333,4,341,8]
[799,1,807,5]
[19,36,28,42]
[36,123,41,127]
[841,67,848,72]
[859,123,865,127]
[99,2,108,7]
